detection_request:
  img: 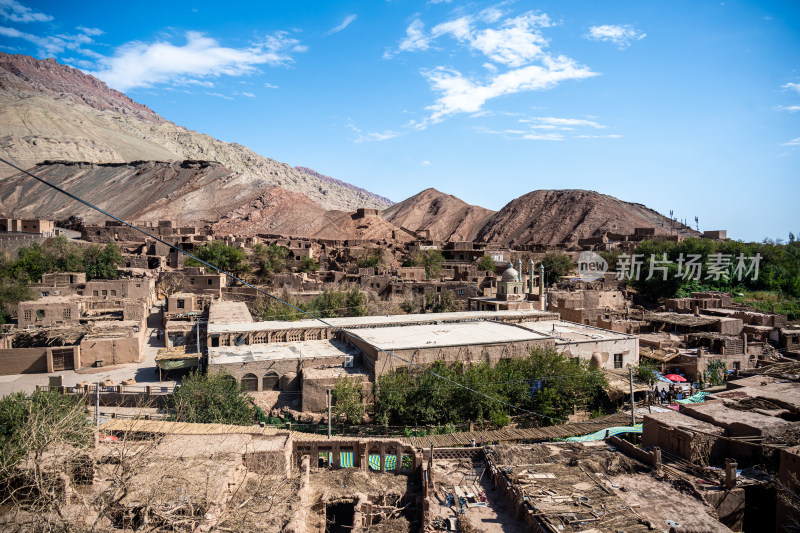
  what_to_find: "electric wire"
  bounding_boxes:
[0,157,567,422]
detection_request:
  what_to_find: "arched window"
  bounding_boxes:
[241,373,258,392]
[263,372,280,391]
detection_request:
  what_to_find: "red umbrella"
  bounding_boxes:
[665,374,687,382]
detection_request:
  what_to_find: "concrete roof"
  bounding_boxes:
[345,320,551,351]
[209,338,358,364]
[712,382,800,410]
[208,301,253,325]
[517,320,636,343]
[207,308,558,334]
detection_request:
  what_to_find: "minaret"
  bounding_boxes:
[516,258,522,281]
[529,259,535,293]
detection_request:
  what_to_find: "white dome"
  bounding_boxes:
[502,267,519,281]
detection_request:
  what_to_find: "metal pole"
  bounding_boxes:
[95,382,100,427]
[327,389,332,440]
[196,317,201,370]
[629,367,635,427]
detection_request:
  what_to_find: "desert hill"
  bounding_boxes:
[475,189,698,246]
[381,188,495,242]
[0,53,390,211]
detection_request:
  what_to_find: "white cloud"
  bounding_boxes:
[387,10,596,127]
[325,14,357,36]
[479,115,618,141]
[586,24,645,49]
[76,26,103,36]
[0,25,96,56]
[519,116,604,129]
[780,105,800,112]
[422,160,432,166]
[205,91,234,100]
[264,82,279,89]
[346,120,403,143]
[783,82,800,93]
[782,137,800,146]
[0,0,51,23]
[422,56,596,125]
[242,92,256,97]
[90,31,306,92]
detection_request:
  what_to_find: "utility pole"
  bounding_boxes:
[327,389,332,440]
[629,367,635,427]
[196,316,201,371]
[95,382,100,427]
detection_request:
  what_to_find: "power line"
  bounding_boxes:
[0,157,566,422]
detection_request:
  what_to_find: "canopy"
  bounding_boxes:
[665,374,687,382]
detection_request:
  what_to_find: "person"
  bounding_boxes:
[660,389,666,404]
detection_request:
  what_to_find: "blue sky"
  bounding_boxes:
[1,0,798,242]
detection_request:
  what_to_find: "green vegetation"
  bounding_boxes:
[374,348,607,427]
[732,290,800,321]
[170,370,255,425]
[0,236,124,322]
[615,236,800,312]
[635,359,658,386]
[399,289,458,314]
[704,359,728,387]
[537,253,574,285]
[477,255,496,272]
[404,249,445,279]
[185,240,249,277]
[357,252,382,269]
[298,255,319,273]
[0,389,91,471]
[249,243,288,280]
[331,377,365,424]
[253,288,368,321]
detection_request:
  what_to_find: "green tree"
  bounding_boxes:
[635,359,658,386]
[186,241,249,277]
[357,251,382,269]
[298,255,319,273]
[0,276,35,325]
[250,243,288,280]
[405,249,445,279]
[538,253,573,285]
[309,288,367,318]
[477,255,496,272]
[83,242,123,280]
[170,370,255,425]
[332,377,365,424]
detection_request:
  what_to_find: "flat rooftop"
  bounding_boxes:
[208,301,253,325]
[209,338,358,365]
[345,320,552,351]
[207,308,558,334]
[518,320,637,343]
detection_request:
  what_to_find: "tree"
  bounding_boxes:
[405,249,444,279]
[83,242,123,280]
[332,377,365,424]
[170,371,255,425]
[186,241,249,277]
[538,253,573,285]
[298,255,319,273]
[0,276,34,325]
[250,243,288,280]
[477,255,495,272]
[635,359,658,386]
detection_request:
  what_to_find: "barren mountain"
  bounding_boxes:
[294,166,393,208]
[213,188,411,242]
[0,53,390,211]
[475,189,698,246]
[382,188,495,241]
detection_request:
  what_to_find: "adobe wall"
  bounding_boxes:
[555,336,638,371]
[301,370,372,412]
[0,347,48,375]
[208,354,354,389]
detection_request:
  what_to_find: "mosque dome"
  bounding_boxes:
[501,267,519,281]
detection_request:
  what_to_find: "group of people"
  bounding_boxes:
[650,382,694,405]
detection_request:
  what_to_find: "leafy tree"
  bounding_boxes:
[477,255,496,272]
[171,370,255,425]
[83,242,123,280]
[405,249,445,279]
[0,390,91,472]
[424,289,458,313]
[309,288,367,318]
[332,377,365,424]
[250,243,288,280]
[186,241,249,277]
[357,251,382,269]
[298,255,319,273]
[635,359,658,386]
[0,276,35,325]
[538,253,573,285]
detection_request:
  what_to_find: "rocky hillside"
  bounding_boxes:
[0,53,390,211]
[381,188,495,241]
[475,189,698,246]
[294,166,393,208]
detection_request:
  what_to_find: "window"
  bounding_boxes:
[63,308,71,319]
[614,354,623,369]
[101,290,107,297]
[190,278,196,284]
[176,300,185,309]
[458,289,464,296]
[36,310,45,321]
[207,279,212,286]
[24,310,31,321]
[110,290,117,296]
[733,362,740,371]
[93,290,99,296]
